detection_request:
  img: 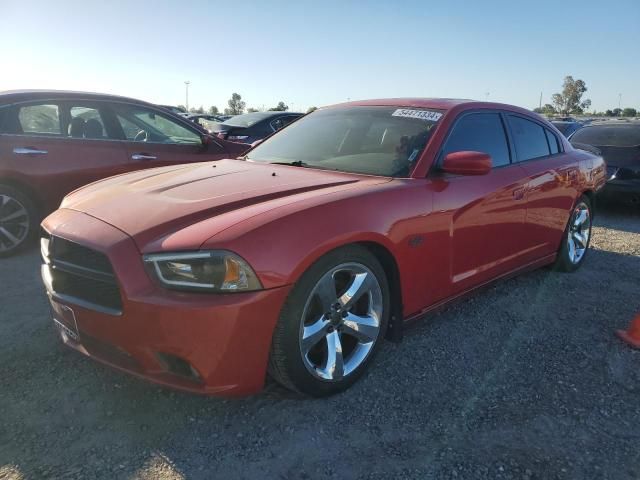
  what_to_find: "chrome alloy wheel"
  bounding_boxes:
[0,194,30,253]
[567,201,591,265]
[299,263,383,381]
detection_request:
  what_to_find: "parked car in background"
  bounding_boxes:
[211,111,303,144]
[553,116,578,122]
[569,120,640,204]
[552,120,582,138]
[41,99,605,397]
[158,105,188,116]
[0,90,250,256]
[187,114,226,130]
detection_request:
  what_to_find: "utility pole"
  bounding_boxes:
[539,91,543,109]
[618,93,622,111]
[184,81,191,112]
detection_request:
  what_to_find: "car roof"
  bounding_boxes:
[0,89,158,107]
[328,98,536,116]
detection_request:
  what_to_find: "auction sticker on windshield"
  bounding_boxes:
[392,109,443,122]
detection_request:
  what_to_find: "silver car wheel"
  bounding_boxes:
[0,194,30,253]
[567,201,591,265]
[299,262,383,382]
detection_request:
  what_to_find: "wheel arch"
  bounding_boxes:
[581,189,596,215]
[356,241,404,342]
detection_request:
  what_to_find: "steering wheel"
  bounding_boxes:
[134,129,148,142]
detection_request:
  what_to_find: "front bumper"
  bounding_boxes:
[41,209,291,396]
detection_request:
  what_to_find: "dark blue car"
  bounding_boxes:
[211,111,303,144]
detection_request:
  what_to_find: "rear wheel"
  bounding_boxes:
[554,195,592,272]
[0,185,38,257]
[269,246,390,396]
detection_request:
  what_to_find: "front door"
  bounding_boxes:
[431,111,529,296]
[110,104,226,168]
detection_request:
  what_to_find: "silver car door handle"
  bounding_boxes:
[13,147,48,155]
[131,154,157,161]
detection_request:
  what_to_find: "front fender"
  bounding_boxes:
[200,181,438,317]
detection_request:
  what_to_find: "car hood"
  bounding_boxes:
[61,159,388,249]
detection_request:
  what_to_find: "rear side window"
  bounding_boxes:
[441,112,510,167]
[546,129,560,154]
[67,106,107,139]
[508,115,550,161]
[18,104,61,135]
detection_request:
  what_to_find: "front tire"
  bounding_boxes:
[554,195,592,272]
[0,184,38,258]
[269,245,390,396]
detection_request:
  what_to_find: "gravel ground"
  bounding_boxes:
[0,203,639,480]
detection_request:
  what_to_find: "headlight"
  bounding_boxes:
[143,251,262,292]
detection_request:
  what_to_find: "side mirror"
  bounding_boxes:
[441,151,492,176]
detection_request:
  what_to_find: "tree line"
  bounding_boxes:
[178,93,318,116]
[534,76,637,117]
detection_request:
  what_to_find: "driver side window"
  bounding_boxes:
[114,105,201,144]
[441,112,511,168]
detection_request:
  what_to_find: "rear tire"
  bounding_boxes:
[554,195,592,272]
[0,184,38,258]
[269,245,390,397]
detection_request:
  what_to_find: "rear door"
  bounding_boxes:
[431,111,530,296]
[0,100,129,211]
[506,114,579,257]
[111,103,229,168]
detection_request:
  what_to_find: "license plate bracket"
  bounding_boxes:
[50,300,79,341]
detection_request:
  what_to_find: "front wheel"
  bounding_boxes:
[269,246,390,396]
[554,195,592,272]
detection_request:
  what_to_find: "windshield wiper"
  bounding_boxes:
[269,160,309,167]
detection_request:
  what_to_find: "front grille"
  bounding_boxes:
[43,234,123,314]
[51,236,114,273]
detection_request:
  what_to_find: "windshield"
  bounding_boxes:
[571,124,640,147]
[246,106,443,177]
[222,112,273,128]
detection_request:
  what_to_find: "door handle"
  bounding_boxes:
[513,187,526,200]
[13,147,48,155]
[131,154,157,161]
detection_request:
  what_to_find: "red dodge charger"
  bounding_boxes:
[41,99,606,397]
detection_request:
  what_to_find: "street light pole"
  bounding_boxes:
[185,81,191,112]
[618,93,622,111]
